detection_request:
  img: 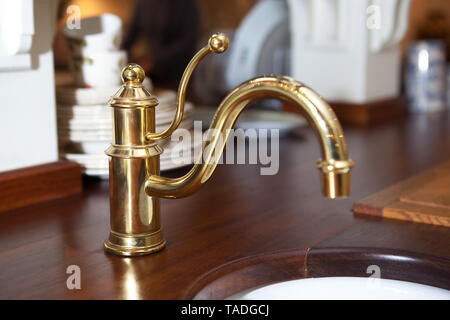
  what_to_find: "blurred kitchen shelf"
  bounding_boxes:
[330,96,408,126]
[283,96,407,126]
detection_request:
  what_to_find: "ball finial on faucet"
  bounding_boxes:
[121,63,145,84]
[209,33,229,53]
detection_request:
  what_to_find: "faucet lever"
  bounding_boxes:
[145,33,229,141]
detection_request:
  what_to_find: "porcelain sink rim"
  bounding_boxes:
[226,276,450,300]
[182,247,450,300]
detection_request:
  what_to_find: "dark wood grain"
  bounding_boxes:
[183,247,450,299]
[0,160,82,213]
[182,248,308,300]
[305,247,450,290]
[0,112,450,299]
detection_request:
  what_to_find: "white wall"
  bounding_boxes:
[0,0,59,172]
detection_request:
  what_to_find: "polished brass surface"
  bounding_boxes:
[145,33,229,142]
[145,76,354,199]
[105,64,165,256]
[105,33,354,256]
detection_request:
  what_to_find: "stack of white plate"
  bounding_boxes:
[56,81,200,178]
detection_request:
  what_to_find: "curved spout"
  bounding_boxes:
[145,75,354,199]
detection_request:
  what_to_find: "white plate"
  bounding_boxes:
[65,136,203,177]
[62,13,122,54]
[58,118,193,143]
[62,134,202,162]
[193,106,306,136]
[57,102,193,130]
[84,158,193,179]
[55,77,156,105]
[68,50,127,87]
[225,0,290,88]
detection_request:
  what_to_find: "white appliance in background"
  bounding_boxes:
[287,0,411,103]
[0,0,60,172]
[225,0,291,89]
[195,0,290,105]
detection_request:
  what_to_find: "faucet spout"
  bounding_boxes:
[145,75,354,199]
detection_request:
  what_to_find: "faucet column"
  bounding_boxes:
[104,64,166,256]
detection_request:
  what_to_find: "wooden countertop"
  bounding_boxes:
[1,113,450,299]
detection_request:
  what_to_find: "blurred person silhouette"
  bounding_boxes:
[122,0,199,85]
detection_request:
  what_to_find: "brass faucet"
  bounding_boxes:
[104,33,354,256]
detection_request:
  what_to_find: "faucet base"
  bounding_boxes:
[104,230,166,256]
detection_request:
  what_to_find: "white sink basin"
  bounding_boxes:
[227,277,450,300]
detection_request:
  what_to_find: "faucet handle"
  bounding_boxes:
[109,63,158,110]
[208,33,229,53]
[121,63,145,85]
[146,33,229,142]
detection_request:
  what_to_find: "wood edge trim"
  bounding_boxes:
[0,160,82,213]
[180,247,308,300]
[352,202,383,217]
[0,161,74,179]
[182,246,450,299]
[383,207,450,227]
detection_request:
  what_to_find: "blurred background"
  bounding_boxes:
[53,0,450,72]
[1,0,450,176]
[53,0,450,58]
[52,0,450,108]
[53,0,260,71]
